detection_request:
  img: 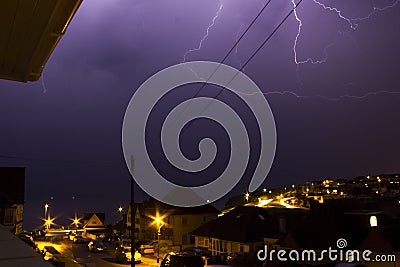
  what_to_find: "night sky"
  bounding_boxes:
[0,0,399,230]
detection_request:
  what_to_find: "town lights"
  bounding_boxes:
[244,193,250,202]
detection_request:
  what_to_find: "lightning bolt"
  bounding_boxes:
[182,1,399,102]
[293,0,400,65]
[288,0,400,98]
[234,24,246,69]
[263,90,400,101]
[183,1,223,62]
[41,71,47,94]
[220,86,400,101]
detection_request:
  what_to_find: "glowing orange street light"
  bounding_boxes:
[70,213,82,229]
[43,214,55,230]
[244,192,250,202]
[150,212,166,263]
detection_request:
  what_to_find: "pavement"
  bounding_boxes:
[0,225,53,267]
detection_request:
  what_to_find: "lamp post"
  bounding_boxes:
[244,192,250,202]
[155,217,164,263]
[72,213,80,230]
[45,214,54,230]
[130,156,135,267]
[118,206,124,222]
[44,203,49,219]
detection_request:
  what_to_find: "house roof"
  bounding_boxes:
[279,199,398,251]
[358,228,393,253]
[136,198,220,217]
[191,206,280,243]
[114,217,127,232]
[83,213,105,223]
[0,0,82,82]
[0,167,25,204]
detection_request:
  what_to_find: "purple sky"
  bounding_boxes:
[0,0,399,229]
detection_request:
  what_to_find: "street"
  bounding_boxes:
[38,238,160,267]
[72,241,159,267]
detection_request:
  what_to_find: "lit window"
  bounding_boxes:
[370,216,378,227]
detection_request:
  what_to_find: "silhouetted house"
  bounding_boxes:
[127,199,219,247]
[277,199,400,266]
[191,206,282,255]
[83,213,106,239]
[127,203,143,239]
[0,167,25,234]
[114,216,127,234]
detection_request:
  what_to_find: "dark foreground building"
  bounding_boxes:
[0,167,25,234]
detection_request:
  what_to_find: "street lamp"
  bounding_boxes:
[44,214,54,230]
[70,213,81,230]
[244,192,250,202]
[154,216,164,263]
[44,203,49,219]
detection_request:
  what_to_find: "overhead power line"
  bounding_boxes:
[179,0,304,133]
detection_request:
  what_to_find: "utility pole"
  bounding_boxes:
[130,156,135,267]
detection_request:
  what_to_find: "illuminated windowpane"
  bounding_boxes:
[370,216,378,227]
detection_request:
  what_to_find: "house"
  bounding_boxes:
[82,213,106,239]
[127,203,142,239]
[191,206,284,255]
[127,199,219,248]
[0,167,25,234]
[277,199,400,266]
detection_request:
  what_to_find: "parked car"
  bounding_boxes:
[73,235,85,244]
[335,264,366,267]
[182,247,212,257]
[68,232,77,241]
[160,252,204,267]
[104,233,119,244]
[140,240,157,254]
[115,245,141,264]
[87,241,107,252]
[42,246,61,261]
[206,255,229,266]
[227,252,256,266]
